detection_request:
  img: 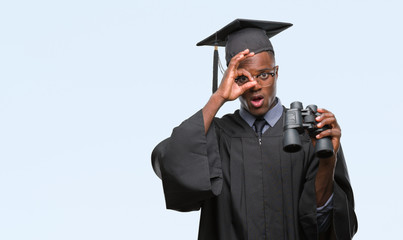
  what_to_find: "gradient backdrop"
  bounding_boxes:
[1,0,402,239]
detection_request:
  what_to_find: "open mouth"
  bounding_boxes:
[250,95,264,108]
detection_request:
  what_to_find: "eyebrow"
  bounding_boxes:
[258,67,276,71]
[257,67,276,73]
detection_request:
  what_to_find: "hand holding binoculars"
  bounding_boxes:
[283,101,334,158]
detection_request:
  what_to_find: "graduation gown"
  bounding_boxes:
[152,109,357,240]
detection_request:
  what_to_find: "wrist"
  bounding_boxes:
[211,92,227,106]
[318,155,337,178]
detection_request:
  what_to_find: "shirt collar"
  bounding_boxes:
[239,98,283,128]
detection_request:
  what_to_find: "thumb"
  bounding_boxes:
[239,81,256,93]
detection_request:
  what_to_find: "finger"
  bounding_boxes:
[317,117,339,128]
[228,49,254,69]
[238,81,257,93]
[237,69,254,81]
[316,112,340,130]
[229,49,249,65]
[316,128,341,139]
[237,49,255,58]
[317,108,330,113]
[222,56,249,84]
[238,48,250,55]
[234,69,256,94]
[315,112,334,121]
[244,51,255,59]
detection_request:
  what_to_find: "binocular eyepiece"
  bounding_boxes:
[283,101,334,158]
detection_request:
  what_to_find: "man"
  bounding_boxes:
[152,19,357,240]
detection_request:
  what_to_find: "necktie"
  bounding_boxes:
[254,117,267,138]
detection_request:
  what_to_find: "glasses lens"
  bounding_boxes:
[257,72,275,87]
[259,81,273,87]
[235,76,249,86]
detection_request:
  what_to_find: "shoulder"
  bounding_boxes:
[213,110,251,136]
[214,110,240,127]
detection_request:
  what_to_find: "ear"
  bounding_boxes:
[275,65,279,78]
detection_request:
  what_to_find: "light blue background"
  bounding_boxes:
[1,0,402,239]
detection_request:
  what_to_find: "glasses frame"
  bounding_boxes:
[235,66,278,87]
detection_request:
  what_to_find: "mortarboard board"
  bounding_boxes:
[197,19,292,93]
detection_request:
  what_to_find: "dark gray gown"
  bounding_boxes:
[152,109,357,240]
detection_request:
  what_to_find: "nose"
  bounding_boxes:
[250,77,262,90]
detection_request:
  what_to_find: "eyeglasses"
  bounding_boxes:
[235,67,277,87]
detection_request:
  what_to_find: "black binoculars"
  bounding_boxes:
[283,101,334,158]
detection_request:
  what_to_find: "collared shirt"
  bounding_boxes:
[238,97,333,232]
[239,97,283,134]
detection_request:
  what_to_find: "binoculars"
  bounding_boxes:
[283,101,334,158]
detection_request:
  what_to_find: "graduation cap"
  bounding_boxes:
[196,19,293,93]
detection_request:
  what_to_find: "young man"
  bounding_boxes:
[152,19,357,240]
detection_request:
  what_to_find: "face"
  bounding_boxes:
[238,51,279,117]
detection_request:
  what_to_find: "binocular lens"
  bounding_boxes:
[315,137,334,158]
[283,129,302,152]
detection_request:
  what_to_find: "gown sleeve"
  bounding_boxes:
[151,110,223,212]
[298,144,358,239]
[332,147,358,239]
